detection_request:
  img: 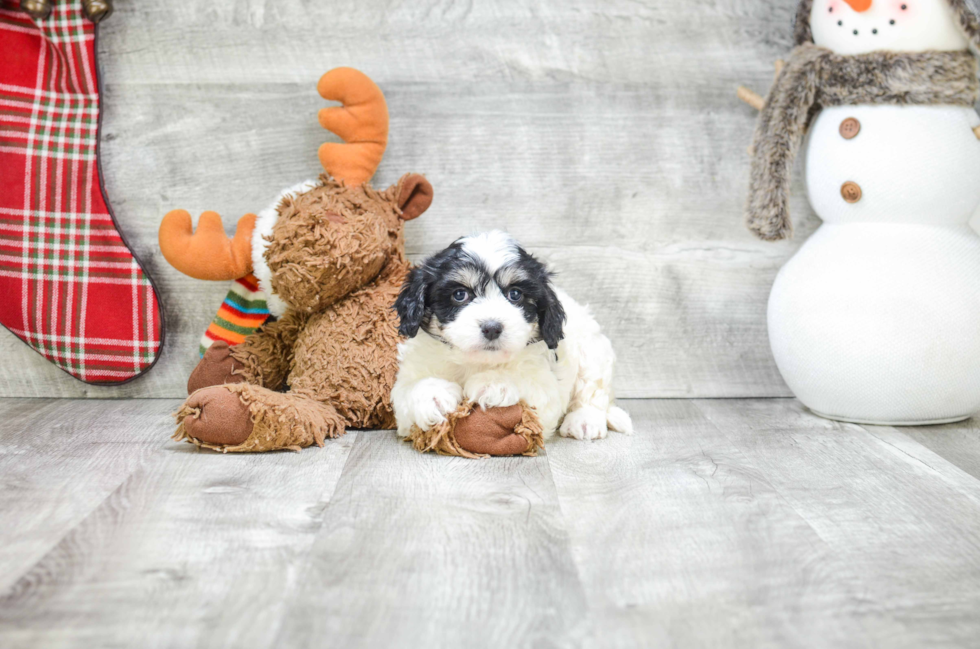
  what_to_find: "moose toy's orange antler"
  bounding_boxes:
[317,67,389,186]
[159,210,256,281]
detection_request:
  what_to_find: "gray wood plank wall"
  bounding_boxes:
[2,0,976,398]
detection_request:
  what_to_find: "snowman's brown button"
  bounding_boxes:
[839,117,861,139]
[841,181,862,203]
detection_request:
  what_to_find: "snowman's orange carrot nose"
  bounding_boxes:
[843,0,873,12]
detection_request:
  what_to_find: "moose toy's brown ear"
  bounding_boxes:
[396,173,433,221]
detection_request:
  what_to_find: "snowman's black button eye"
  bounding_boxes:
[853,29,859,34]
[890,19,896,24]
[901,4,907,9]
[838,20,843,26]
[872,28,878,34]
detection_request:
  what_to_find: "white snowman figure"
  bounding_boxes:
[740,0,980,424]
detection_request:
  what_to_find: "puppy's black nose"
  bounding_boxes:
[481,321,503,341]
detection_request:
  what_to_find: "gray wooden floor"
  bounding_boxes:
[2,399,980,648]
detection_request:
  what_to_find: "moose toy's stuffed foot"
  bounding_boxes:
[186,341,248,394]
[406,402,544,459]
[175,383,347,453]
[175,386,254,449]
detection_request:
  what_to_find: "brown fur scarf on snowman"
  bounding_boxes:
[159,68,542,455]
[738,0,980,241]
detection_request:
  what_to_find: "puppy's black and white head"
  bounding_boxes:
[395,231,565,362]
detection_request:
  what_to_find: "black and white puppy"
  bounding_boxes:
[392,231,632,441]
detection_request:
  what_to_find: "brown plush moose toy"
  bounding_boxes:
[159,68,542,457]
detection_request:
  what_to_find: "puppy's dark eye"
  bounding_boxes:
[507,288,523,302]
[452,289,469,303]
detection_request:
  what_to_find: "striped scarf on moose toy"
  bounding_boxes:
[198,273,270,357]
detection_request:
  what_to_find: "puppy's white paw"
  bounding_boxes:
[607,405,634,435]
[463,375,521,410]
[560,406,608,441]
[409,378,463,430]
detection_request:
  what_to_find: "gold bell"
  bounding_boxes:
[21,0,53,20]
[82,0,113,23]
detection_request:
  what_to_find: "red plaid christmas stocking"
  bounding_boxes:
[0,1,162,384]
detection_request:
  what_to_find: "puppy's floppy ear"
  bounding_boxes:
[395,173,433,221]
[395,266,428,337]
[538,280,566,350]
